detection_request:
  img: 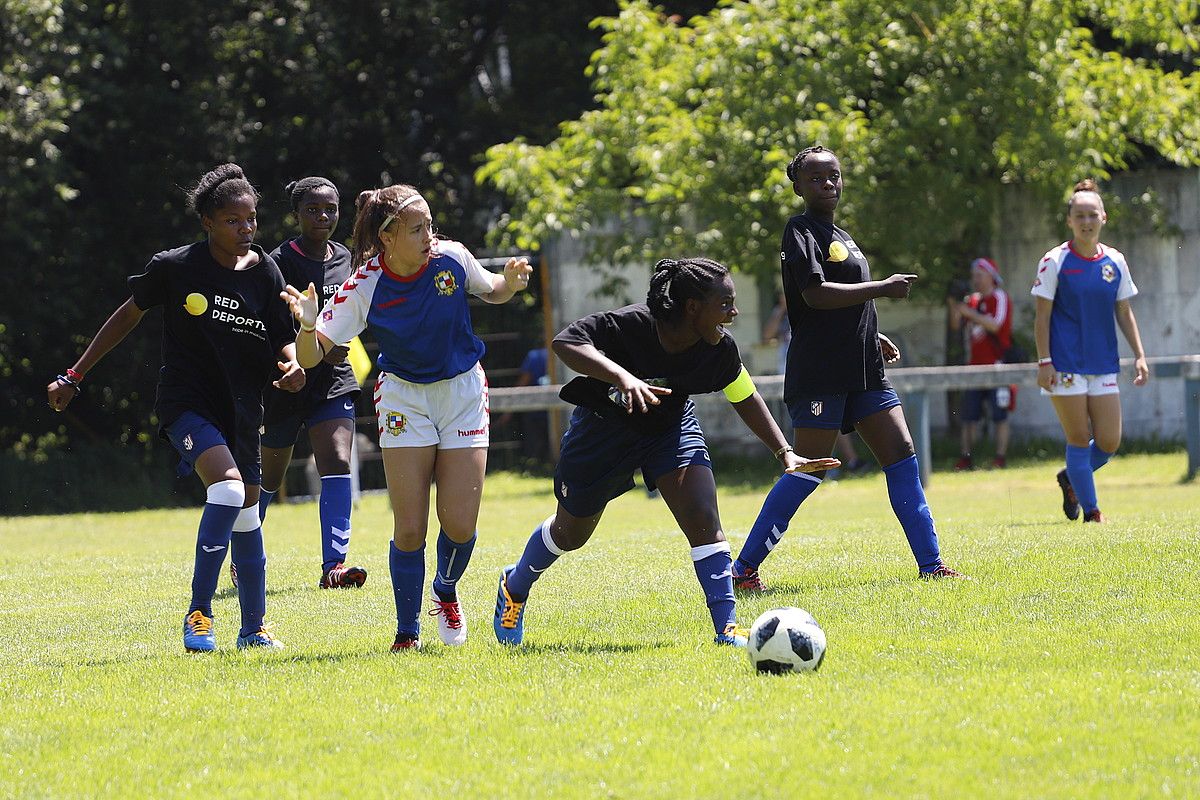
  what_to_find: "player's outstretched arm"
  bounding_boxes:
[47,297,145,412]
[479,257,532,304]
[803,274,918,310]
[730,391,840,474]
[281,282,334,369]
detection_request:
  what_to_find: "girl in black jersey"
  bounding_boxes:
[252,177,367,590]
[490,258,839,648]
[47,164,303,652]
[732,147,966,585]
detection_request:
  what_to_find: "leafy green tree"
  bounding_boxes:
[479,0,1200,289]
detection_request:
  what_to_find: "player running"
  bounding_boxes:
[282,184,531,651]
[1034,178,1149,523]
[491,257,839,648]
[48,163,301,652]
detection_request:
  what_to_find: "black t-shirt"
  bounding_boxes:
[781,212,890,399]
[555,303,744,435]
[128,242,295,451]
[263,239,359,423]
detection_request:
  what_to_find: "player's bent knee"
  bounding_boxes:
[207,479,245,508]
[232,505,259,533]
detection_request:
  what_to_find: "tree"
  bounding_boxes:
[478,0,1200,290]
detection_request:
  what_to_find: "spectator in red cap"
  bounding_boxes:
[947,257,1013,469]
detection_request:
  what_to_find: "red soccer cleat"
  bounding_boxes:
[920,564,970,580]
[732,564,767,592]
[320,563,368,589]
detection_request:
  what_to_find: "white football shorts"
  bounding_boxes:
[373,363,489,449]
[1041,372,1120,397]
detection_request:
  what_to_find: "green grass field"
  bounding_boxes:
[3,454,1198,798]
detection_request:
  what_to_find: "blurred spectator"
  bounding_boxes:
[947,257,1013,469]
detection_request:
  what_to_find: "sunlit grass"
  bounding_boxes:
[2,454,1198,798]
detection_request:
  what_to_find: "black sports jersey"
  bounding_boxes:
[128,242,295,453]
[263,238,359,423]
[780,212,890,398]
[556,303,743,435]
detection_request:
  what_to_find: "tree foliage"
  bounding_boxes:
[4,0,725,463]
[479,0,1200,287]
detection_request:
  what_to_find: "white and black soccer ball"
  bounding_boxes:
[747,607,826,674]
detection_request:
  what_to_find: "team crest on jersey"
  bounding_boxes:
[1101,264,1116,283]
[827,241,849,262]
[384,411,409,436]
[322,308,334,322]
[810,401,824,417]
[434,270,457,296]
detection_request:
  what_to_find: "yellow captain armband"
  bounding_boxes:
[722,366,757,404]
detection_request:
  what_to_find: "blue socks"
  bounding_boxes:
[882,455,942,572]
[1066,444,1100,514]
[389,542,425,639]
[735,471,821,573]
[1089,439,1114,472]
[691,542,736,635]
[257,487,277,523]
[507,517,562,600]
[319,474,353,569]
[189,480,242,617]
[231,506,267,638]
[432,529,476,601]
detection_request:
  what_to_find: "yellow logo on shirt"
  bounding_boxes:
[184,293,208,316]
[434,270,457,296]
[828,241,849,262]
[1101,264,1116,283]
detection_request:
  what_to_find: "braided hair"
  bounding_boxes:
[646,257,729,323]
[285,176,338,211]
[785,145,832,182]
[187,163,259,218]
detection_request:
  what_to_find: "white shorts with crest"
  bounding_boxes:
[373,363,489,449]
[1041,372,1120,397]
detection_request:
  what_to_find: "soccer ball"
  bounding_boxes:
[747,607,827,674]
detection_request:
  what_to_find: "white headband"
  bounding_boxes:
[380,194,426,233]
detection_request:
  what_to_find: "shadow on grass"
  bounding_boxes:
[498,640,674,656]
[212,584,310,601]
[738,576,904,596]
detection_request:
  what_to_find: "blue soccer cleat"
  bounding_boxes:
[236,625,285,650]
[714,622,749,648]
[183,609,216,653]
[493,566,526,646]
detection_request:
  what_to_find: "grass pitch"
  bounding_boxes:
[2,454,1198,798]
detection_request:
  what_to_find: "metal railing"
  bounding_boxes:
[490,355,1200,485]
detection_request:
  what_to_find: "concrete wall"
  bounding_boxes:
[544,167,1200,448]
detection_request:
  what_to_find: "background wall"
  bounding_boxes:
[545,167,1200,449]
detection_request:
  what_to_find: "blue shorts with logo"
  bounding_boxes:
[164,410,262,485]
[787,388,902,434]
[261,393,358,449]
[961,387,1009,423]
[554,401,711,518]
